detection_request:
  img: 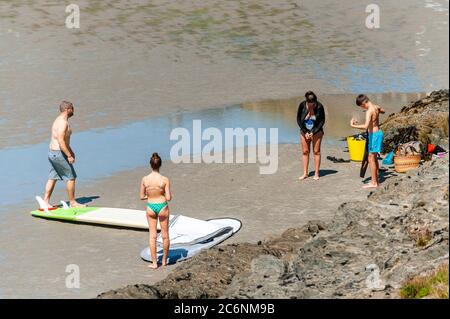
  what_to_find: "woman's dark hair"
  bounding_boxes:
[150,152,162,170]
[305,91,317,103]
[356,94,370,106]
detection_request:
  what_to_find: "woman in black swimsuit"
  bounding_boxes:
[296,91,326,180]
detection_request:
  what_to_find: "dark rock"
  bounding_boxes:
[97,284,160,299]
[381,90,449,153]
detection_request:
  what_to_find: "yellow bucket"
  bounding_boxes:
[347,136,366,162]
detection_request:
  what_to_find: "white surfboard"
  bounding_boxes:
[30,196,170,230]
[140,217,242,264]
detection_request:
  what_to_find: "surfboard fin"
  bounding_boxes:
[35,196,49,213]
[60,201,70,210]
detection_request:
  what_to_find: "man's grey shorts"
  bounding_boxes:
[48,150,77,180]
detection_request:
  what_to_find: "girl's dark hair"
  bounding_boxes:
[305,91,317,103]
[150,152,162,170]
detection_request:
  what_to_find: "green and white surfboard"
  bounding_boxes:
[31,196,156,229]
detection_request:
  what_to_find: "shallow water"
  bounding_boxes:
[0,92,425,209]
[0,106,292,207]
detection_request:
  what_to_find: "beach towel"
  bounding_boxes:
[398,141,423,156]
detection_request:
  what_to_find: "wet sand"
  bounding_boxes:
[0,143,375,298]
[0,0,448,148]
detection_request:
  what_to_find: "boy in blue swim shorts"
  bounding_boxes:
[368,130,384,154]
[350,94,385,188]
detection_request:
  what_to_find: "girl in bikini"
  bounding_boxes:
[140,152,172,269]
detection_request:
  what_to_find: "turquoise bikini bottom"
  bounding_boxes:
[146,202,168,215]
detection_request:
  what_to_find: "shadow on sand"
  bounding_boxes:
[362,169,398,184]
[309,169,338,178]
[74,196,100,205]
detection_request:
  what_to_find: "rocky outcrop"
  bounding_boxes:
[98,221,325,299]
[222,157,448,299]
[381,90,449,153]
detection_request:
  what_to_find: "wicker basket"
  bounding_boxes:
[394,154,421,173]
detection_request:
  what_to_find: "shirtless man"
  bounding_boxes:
[42,101,85,208]
[350,94,385,188]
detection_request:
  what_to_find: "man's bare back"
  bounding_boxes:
[50,116,71,151]
[49,113,75,164]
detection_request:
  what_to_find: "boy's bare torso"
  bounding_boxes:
[366,104,381,133]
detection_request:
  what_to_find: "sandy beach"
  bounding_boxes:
[0,0,448,299]
[1,143,373,298]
